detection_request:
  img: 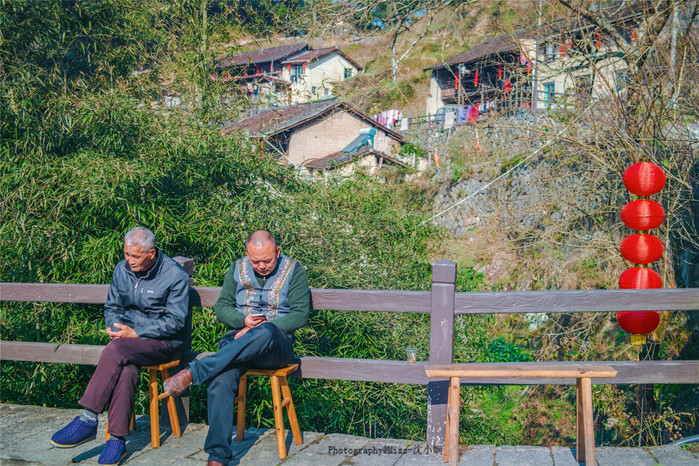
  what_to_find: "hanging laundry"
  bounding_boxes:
[444,111,456,129]
[467,106,478,124]
[503,79,513,94]
[458,107,469,124]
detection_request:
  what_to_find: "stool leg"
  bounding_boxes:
[161,368,181,438]
[236,374,248,442]
[270,375,287,459]
[577,377,595,465]
[279,376,302,445]
[448,376,460,466]
[105,409,134,441]
[443,383,450,463]
[576,380,584,462]
[149,368,161,448]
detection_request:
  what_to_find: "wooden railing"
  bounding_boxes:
[1,259,698,445]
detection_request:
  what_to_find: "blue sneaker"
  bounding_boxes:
[98,438,127,465]
[50,416,98,448]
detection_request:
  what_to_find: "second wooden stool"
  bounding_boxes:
[235,364,302,459]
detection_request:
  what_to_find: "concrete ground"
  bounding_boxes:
[1,404,697,465]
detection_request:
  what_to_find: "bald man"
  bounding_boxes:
[164,230,310,466]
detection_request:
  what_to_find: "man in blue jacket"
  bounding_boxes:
[50,227,190,465]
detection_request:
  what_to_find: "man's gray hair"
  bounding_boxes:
[124,227,156,251]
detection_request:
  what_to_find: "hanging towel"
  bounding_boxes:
[467,106,478,124]
[444,111,456,129]
[458,107,469,124]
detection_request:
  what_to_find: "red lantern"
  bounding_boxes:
[620,234,664,264]
[454,70,459,89]
[619,267,662,289]
[623,162,666,196]
[498,64,503,80]
[621,199,665,231]
[617,311,660,335]
[474,70,479,87]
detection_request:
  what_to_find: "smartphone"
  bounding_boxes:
[251,313,266,318]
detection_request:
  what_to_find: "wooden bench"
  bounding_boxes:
[425,364,617,466]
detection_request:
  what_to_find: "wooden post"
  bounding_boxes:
[164,256,194,433]
[427,260,457,447]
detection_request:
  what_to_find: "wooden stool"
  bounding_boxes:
[235,364,302,459]
[105,360,182,448]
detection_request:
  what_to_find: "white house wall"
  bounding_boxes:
[285,54,360,104]
[535,52,630,108]
[426,71,442,115]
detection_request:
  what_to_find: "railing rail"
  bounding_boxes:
[3,282,696,313]
[2,260,698,445]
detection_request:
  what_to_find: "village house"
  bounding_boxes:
[424,1,650,117]
[280,46,362,104]
[223,98,408,176]
[215,43,361,106]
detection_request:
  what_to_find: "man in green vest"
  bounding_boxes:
[164,230,310,466]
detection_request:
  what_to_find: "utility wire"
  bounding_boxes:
[423,114,582,225]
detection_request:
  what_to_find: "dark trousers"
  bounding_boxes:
[78,338,176,437]
[189,323,294,464]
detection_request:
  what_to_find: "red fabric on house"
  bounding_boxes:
[467,106,478,124]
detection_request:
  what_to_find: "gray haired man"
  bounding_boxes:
[50,227,190,465]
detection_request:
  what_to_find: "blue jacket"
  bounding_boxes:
[104,250,190,348]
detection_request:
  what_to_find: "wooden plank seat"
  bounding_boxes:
[235,364,302,459]
[105,360,182,448]
[425,364,617,466]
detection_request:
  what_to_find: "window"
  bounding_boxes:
[311,86,317,95]
[291,64,303,76]
[344,68,352,79]
[543,82,555,108]
[545,44,555,61]
[324,88,330,96]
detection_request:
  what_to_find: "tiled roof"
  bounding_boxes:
[304,145,408,170]
[424,30,539,71]
[282,47,363,71]
[425,1,651,71]
[223,98,405,142]
[223,99,339,136]
[225,73,290,84]
[282,47,338,63]
[218,43,307,67]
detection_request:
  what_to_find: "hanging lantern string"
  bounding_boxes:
[423,114,581,225]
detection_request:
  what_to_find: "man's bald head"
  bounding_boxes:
[246,230,277,249]
[245,230,280,277]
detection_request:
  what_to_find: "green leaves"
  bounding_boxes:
[0,0,448,441]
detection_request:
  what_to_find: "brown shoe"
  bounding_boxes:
[163,367,192,396]
[206,461,224,466]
